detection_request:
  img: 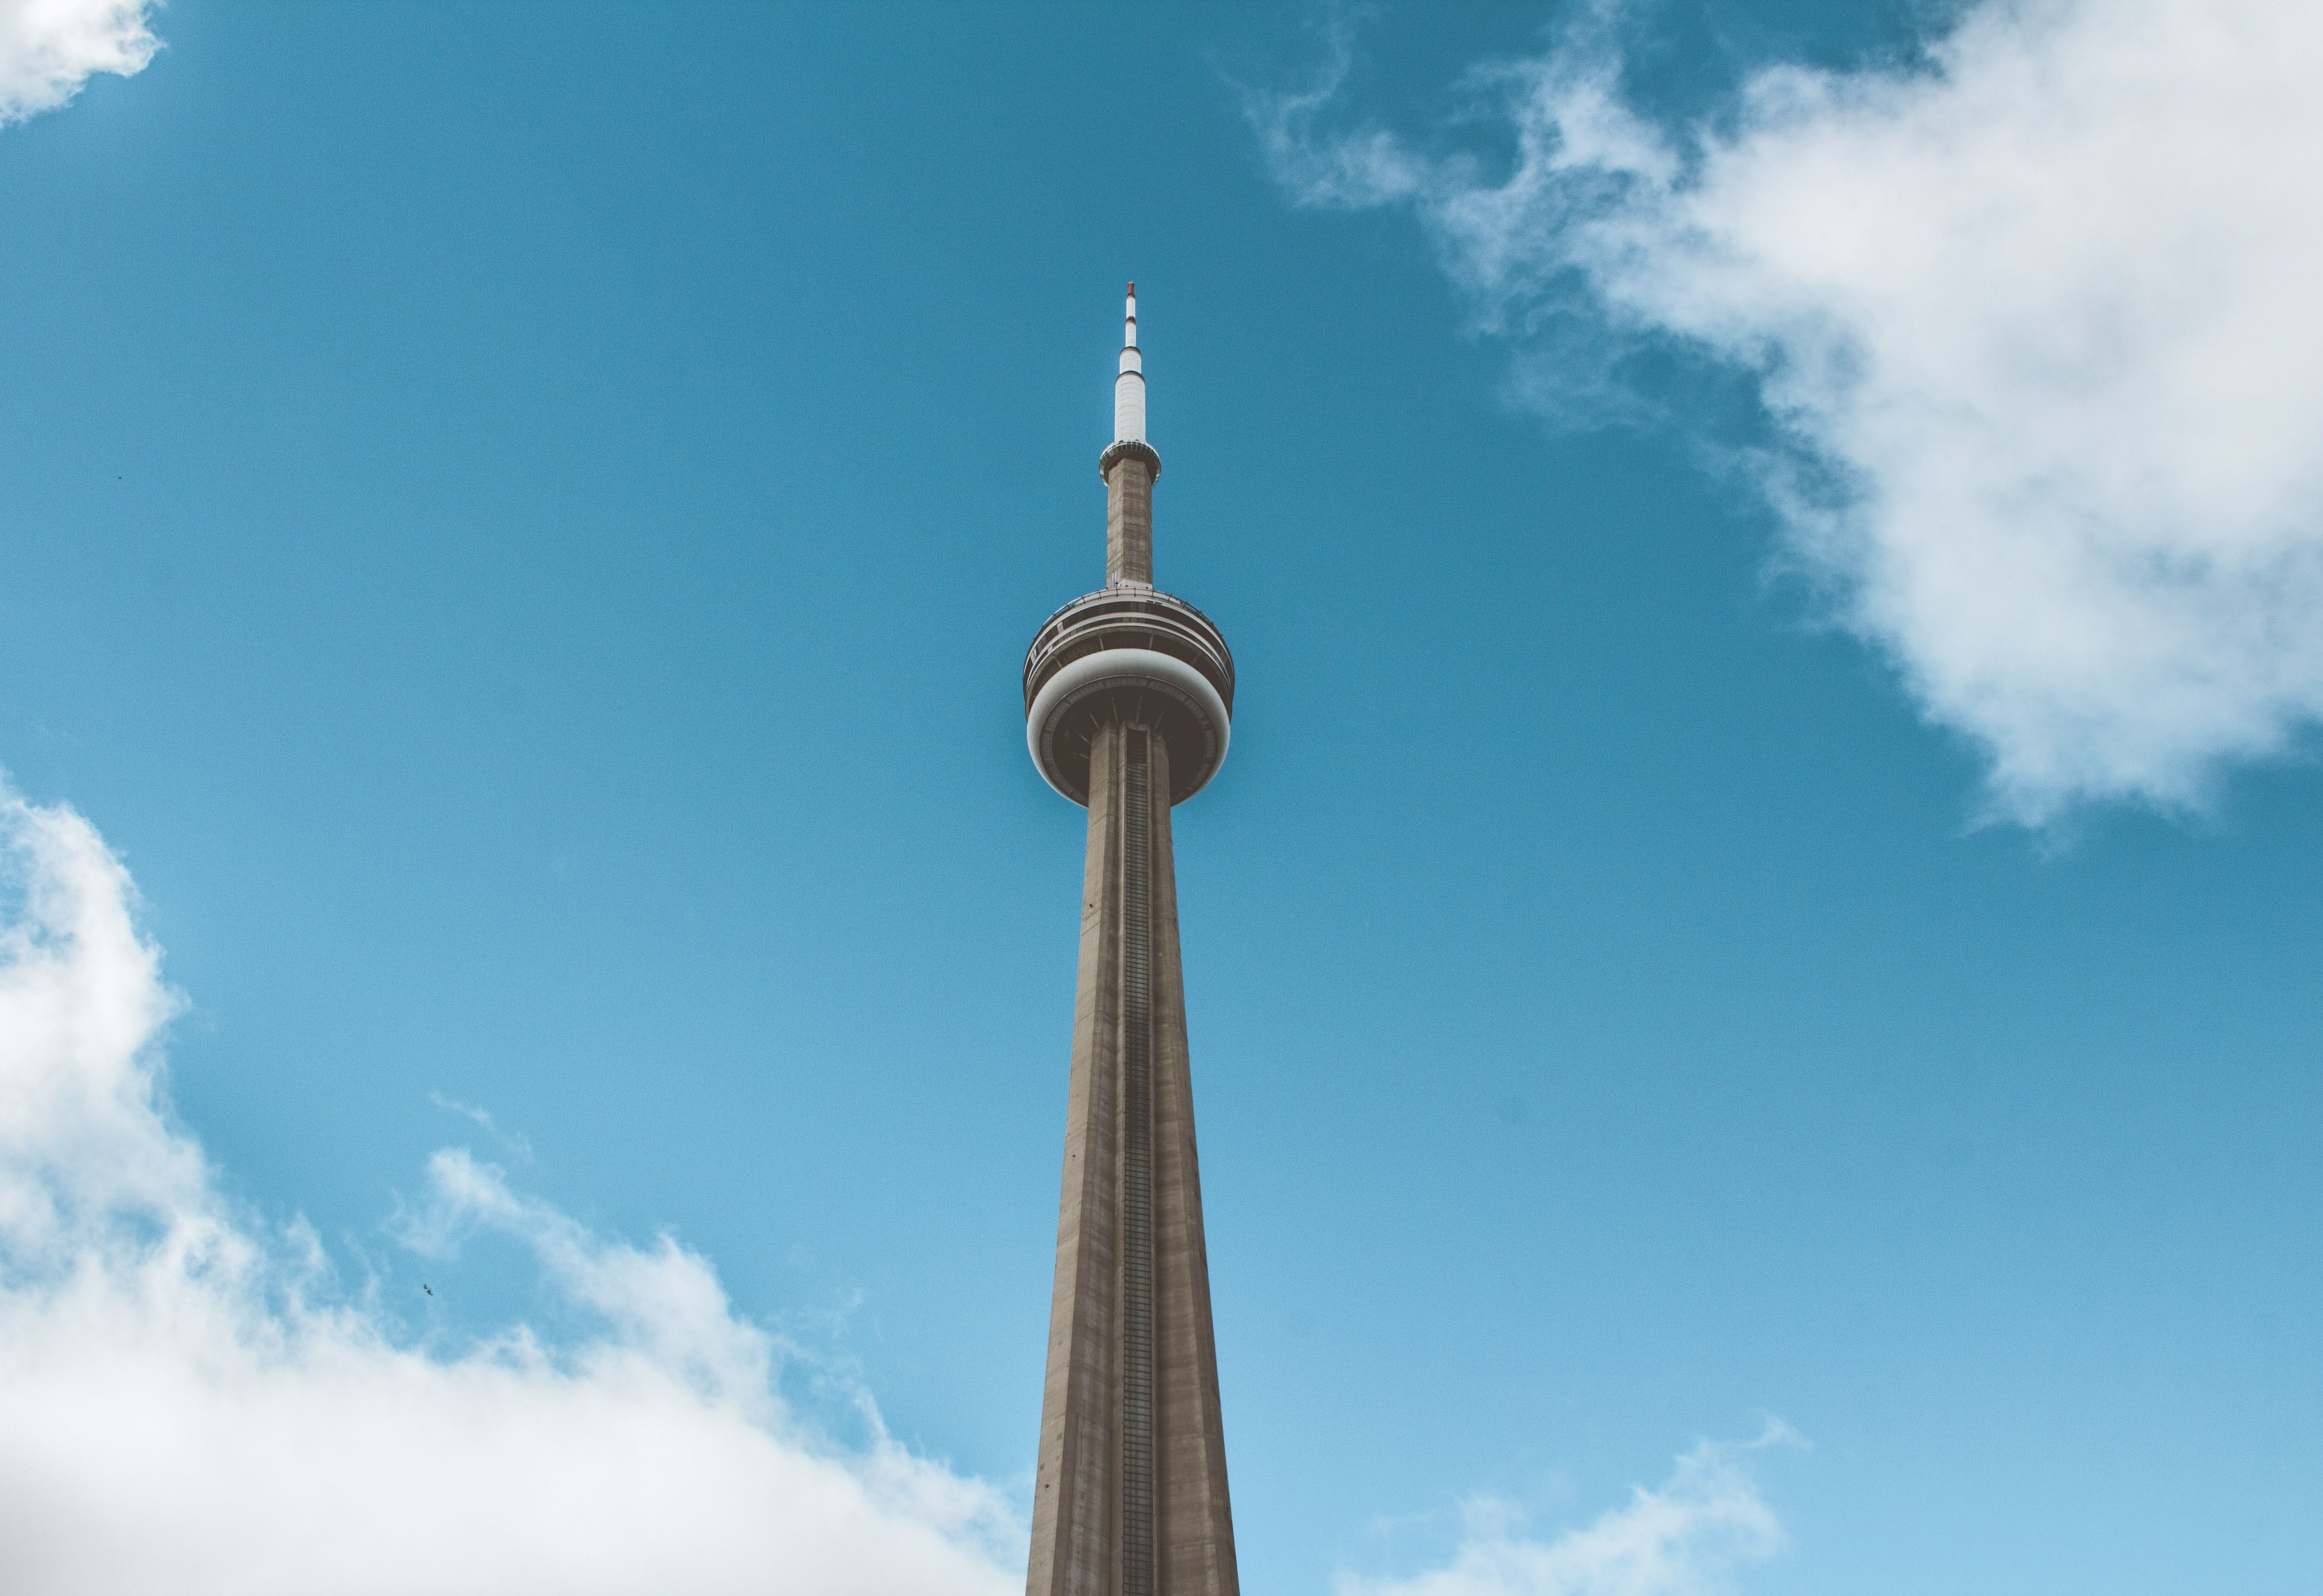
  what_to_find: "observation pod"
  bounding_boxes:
[1024,581,1235,806]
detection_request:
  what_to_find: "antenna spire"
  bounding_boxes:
[1115,283,1145,442]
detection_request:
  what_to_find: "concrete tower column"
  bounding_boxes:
[1024,289,1240,1596]
[1106,453,1155,587]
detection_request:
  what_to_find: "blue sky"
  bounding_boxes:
[2,2,2320,1592]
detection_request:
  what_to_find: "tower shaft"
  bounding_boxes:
[1025,286,1239,1596]
[1028,720,1237,1596]
[1107,455,1155,586]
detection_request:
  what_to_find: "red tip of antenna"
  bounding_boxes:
[1127,281,1136,296]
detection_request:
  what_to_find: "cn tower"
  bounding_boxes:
[1022,286,1240,1596]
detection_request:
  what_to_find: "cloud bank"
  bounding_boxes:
[1344,1434,1786,1596]
[0,781,1021,1596]
[0,0,157,123]
[1256,0,2323,822]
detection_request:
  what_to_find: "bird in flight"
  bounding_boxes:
[423,1284,434,1296]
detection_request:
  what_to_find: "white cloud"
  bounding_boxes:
[1256,0,2323,822]
[0,780,1022,1596]
[1341,1433,1789,1596]
[0,0,158,124]
[428,1090,534,1162]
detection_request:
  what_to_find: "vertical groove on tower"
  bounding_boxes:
[1119,725,1156,1596]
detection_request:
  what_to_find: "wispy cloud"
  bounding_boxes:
[0,0,158,124]
[1340,1429,1794,1596]
[1252,0,2323,824]
[0,780,1021,1595]
[428,1090,534,1163]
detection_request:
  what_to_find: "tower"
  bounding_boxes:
[1022,287,1240,1596]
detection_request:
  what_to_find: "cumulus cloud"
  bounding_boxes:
[0,780,1021,1596]
[1255,0,2323,822]
[0,0,158,123]
[1342,1432,1789,1596]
